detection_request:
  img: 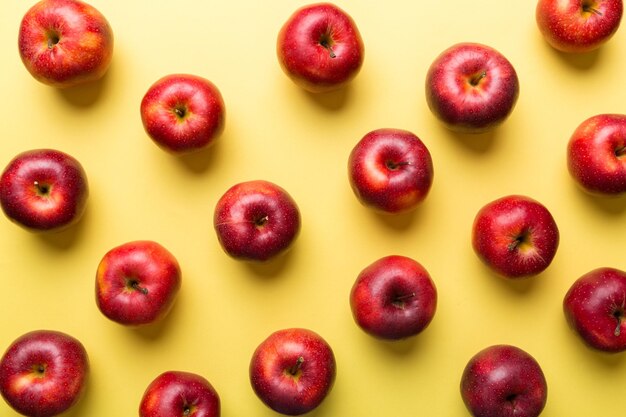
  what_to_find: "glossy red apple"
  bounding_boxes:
[249,328,336,416]
[277,3,364,93]
[140,74,225,155]
[0,149,89,232]
[95,240,181,326]
[350,255,437,340]
[139,371,220,417]
[461,344,547,417]
[213,180,301,262]
[348,128,434,214]
[567,114,626,195]
[0,330,89,417]
[472,195,560,279]
[18,0,114,88]
[563,267,626,352]
[536,0,623,53]
[425,42,520,134]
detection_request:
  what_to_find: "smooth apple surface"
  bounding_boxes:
[536,0,623,53]
[139,371,220,417]
[461,344,547,417]
[95,240,182,326]
[472,195,559,278]
[0,330,89,417]
[18,0,114,88]
[567,114,626,195]
[140,74,225,154]
[348,128,434,214]
[250,328,336,416]
[214,180,301,262]
[564,267,626,352]
[425,42,519,134]
[0,149,89,232]
[277,2,364,93]
[350,255,437,340]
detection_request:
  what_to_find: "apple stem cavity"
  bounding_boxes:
[288,356,304,376]
[319,35,337,58]
[33,181,50,196]
[615,145,626,158]
[255,215,269,227]
[582,3,603,15]
[614,310,623,336]
[129,280,149,295]
[469,71,487,87]
[47,32,60,49]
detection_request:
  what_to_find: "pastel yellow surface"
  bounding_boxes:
[1,1,626,416]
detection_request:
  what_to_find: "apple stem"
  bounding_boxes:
[395,292,416,302]
[288,356,304,376]
[319,40,336,58]
[615,145,626,157]
[614,312,623,337]
[583,4,603,15]
[131,281,149,295]
[469,71,487,86]
[386,160,412,170]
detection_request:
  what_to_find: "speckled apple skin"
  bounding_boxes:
[0,330,89,417]
[0,149,89,232]
[536,0,623,53]
[277,3,364,93]
[564,267,626,352]
[472,195,559,279]
[249,328,336,416]
[213,180,301,262]
[348,128,434,214]
[461,345,547,417]
[425,43,519,134]
[567,114,626,195]
[139,371,220,417]
[350,255,437,340]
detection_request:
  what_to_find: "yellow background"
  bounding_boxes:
[1,0,626,416]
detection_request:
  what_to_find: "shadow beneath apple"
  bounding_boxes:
[175,140,223,175]
[481,264,543,295]
[444,127,498,154]
[56,66,112,107]
[36,207,90,250]
[303,85,352,111]
[576,187,626,215]
[130,299,182,341]
[375,335,420,356]
[550,47,601,70]
[371,208,419,231]
[244,248,296,279]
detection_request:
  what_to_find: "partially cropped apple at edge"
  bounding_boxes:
[18,0,114,88]
[0,149,89,232]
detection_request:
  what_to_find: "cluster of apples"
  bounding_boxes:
[0,0,625,417]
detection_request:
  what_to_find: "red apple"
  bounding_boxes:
[277,3,364,93]
[213,180,301,262]
[536,0,623,53]
[249,328,336,416]
[0,330,89,417]
[95,240,181,326]
[348,128,434,214]
[0,149,89,232]
[472,195,560,279]
[139,371,220,417]
[567,114,626,195]
[140,74,225,155]
[563,267,626,352]
[461,344,547,417]
[18,0,114,88]
[425,43,520,134]
[350,255,437,340]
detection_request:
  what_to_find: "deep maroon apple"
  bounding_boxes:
[139,371,220,417]
[348,128,434,214]
[350,255,437,340]
[213,180,301,262]
[249,328,336,416]
[425,42,519,134]
[0,149,89,232]
[567,114,626,195]
[277,3,364,93]
[95,240,181,326]
[461,344,547,417]
[472,195,559,279]
[564,267,626,352]
[0,330,89,417]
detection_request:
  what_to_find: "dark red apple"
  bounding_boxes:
[213,180,301,262]
[0,330,89,417]
[140,74,225,155]
[0,149,89,232]
[350,255,437,340]
[249,328,336,416]
[18,0,114,88]
[564,267,626,352]
[461,344,547,417]
[277,3,364,93]
[567,114,626,195]
[95,240,181,326]
[139,371,220,417]
[348,128,434,214]
[472,195,560,279]
[425,42,520,134]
